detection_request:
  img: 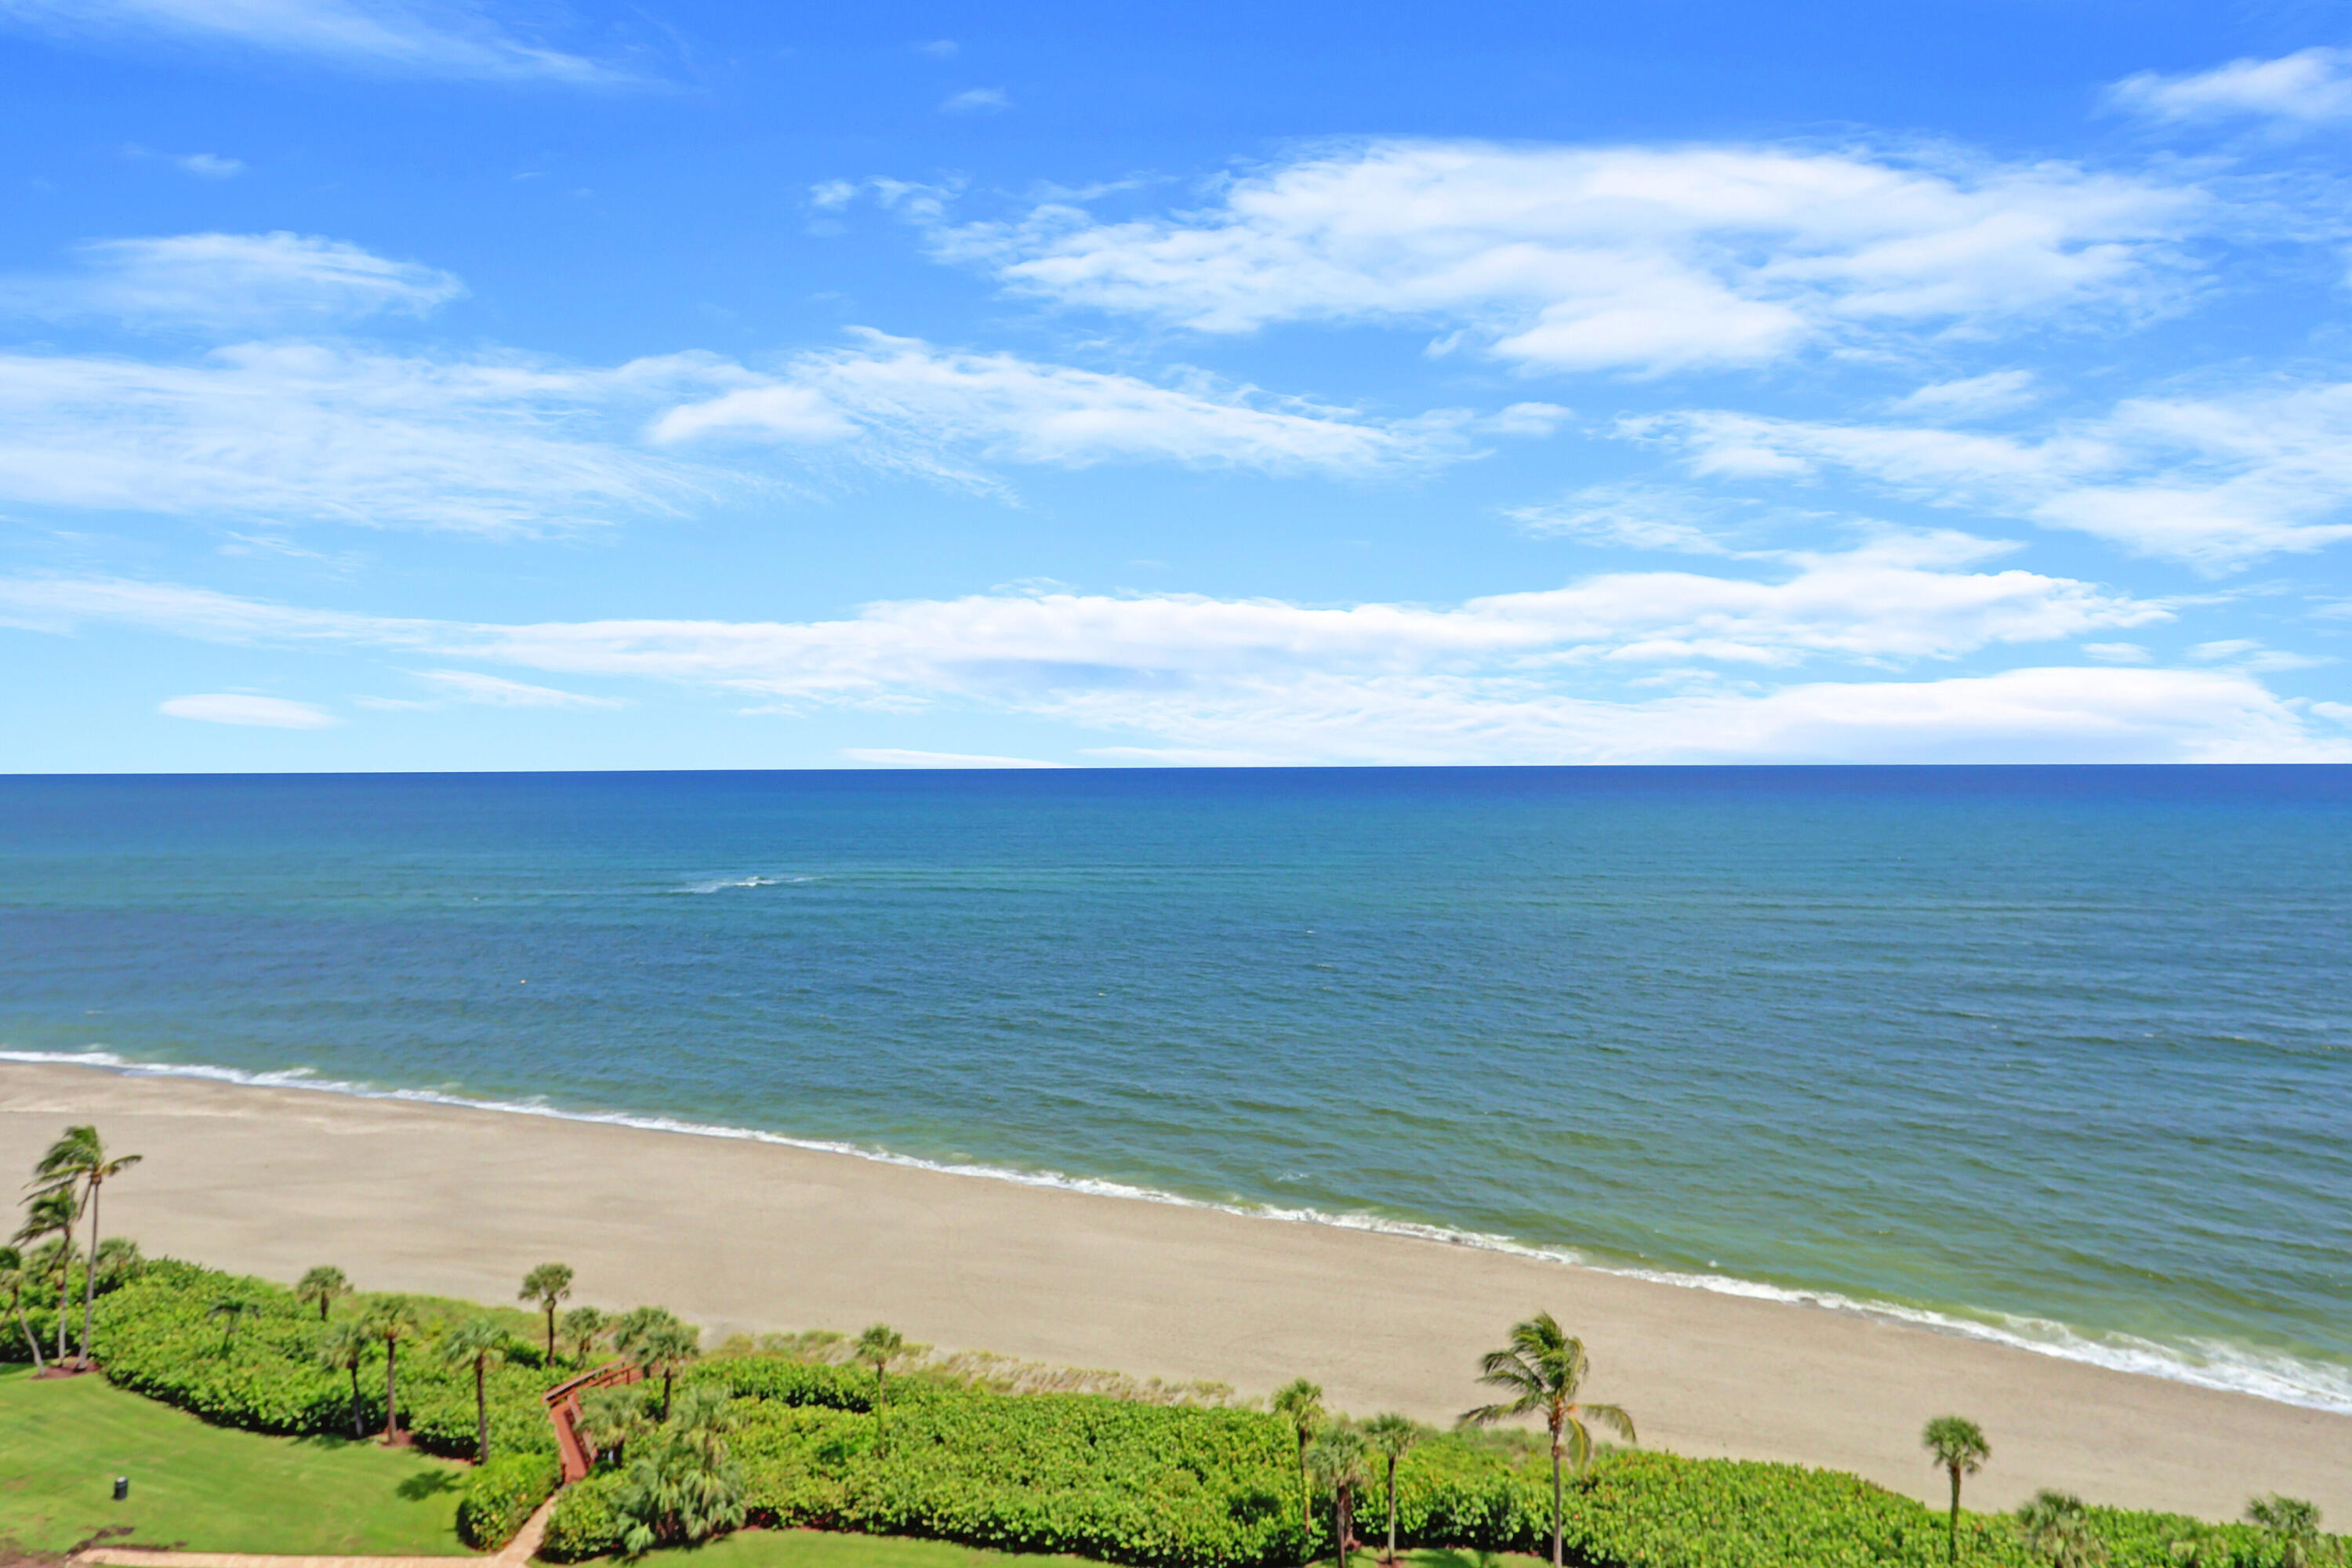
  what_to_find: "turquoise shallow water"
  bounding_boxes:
[2,767,2347,1407]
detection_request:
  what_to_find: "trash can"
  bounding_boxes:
[114,1476,129,1501]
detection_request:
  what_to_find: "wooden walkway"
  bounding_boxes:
[72,1494,555,1568]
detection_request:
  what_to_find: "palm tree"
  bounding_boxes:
[2016,1490,2107,1568]
[296,1265,352,1321]
[2247,1496,2325,1568]
[1361,1413,1421,1564]
[578,1382,648,1466]
[1305,1424,1374,1568]
[439,1315,511,1464]
[854,1323,908,1452]
[31,1124,142,1370]
[519,1262,575,1363]
[1272,1377,1327,1533]
[561,1305,609,1366]
[1922,1415,1991,1563]
[619,1308,701,1422]
[360,1295,423,1444]
[317,1319,374,1439]
[1460,1312,1634,1568]
[0,1245,46,1374]
[208,1295,257,1352]
[13,1185,78,1366]
[616,1381,746,1555]
[93,1236,143,1290]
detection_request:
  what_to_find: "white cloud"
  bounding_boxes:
[0,340,731,535]
[843,749,1065,768]
[1505,481,1749,554]
[2082,641,2153,663]
[410,669,623,706]
[0,0,625,82]
[1632,379,2352,568]
[0,540,2248,763]
[912,38,956,58]
[651,330,1493,478]
[173,152,242,179]
[941,87,1008,114]
[0,232,465,328]
[1890,369,2038,419]
[2110,48,2352,127]
[158,692,339,728]
[937,140,2201,374]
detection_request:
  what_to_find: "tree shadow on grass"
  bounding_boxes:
[396,1469,461,1501]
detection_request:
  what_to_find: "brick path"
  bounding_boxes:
[72,1494,555,1568]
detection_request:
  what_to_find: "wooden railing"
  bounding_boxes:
[543,1360,645,1483]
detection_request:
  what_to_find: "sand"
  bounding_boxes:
[5,1060,2347,1525]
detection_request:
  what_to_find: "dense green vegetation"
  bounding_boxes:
[0,1363,470,1557]
[12,1256,2347,1568]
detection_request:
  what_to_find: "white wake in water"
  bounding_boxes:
[5,1046,2349,1416]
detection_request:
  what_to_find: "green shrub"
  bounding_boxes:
[541,1471,627,1563]
[457,1450,562,1551]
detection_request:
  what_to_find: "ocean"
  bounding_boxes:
[2,767,2347,1410]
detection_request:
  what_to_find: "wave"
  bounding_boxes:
[7,1045,2350,1417]
[671,875,817,895]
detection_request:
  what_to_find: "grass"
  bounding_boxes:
[0,1365,477,1559]
[640,1533,1537,1568]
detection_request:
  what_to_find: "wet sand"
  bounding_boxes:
[5,1060,2347,1523]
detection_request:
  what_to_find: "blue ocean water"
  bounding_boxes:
[2,767,2347,1408]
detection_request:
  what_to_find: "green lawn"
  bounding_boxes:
[645,1532,1534,1568]
[0,1365,477,1558]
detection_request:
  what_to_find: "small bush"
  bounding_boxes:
[458,1450,562,1551]
[541,1471,627,1563]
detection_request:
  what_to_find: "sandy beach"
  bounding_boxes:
[4,1059,2347,1525]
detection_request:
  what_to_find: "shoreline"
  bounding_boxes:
[5,1058,2350,1524]
[6,1047,2343,1419]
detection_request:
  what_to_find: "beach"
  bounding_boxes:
[5,1059,2347,1526]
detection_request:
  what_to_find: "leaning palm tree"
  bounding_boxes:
[619,1309,700,1422]
[1460,1312,1634,1568]
[1922,1415,1991,1563]
[1272,1377,1327,1533]
[32,1124,141,1369]
[519,1262,575,1363]
[13,1185,78,1365]
[296,1265,352,1321]
[854,1324,908,1453]
[1305,1423,1374,1568]
[360,1295,423,1444]
[317,1318,373,1439]
[0,1245,45,1374]
[2246,1496,2325,1568]
[1361,1413,1421,1563]
[439,1315,512,1464]
[561,1305,609,1366]
[2016,1490,2107,1568]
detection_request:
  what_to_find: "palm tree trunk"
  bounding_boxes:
[383,1339,400,1443]
[14,1300,45,1374]
[1385,1457,1398,1564]
[545,1305,556,1364]
[1947,1465,1961,1563]
[1550,1441,1564,1568]
[662,1365,674,1422]
[1298,1434,1311,1533]
[475,1358,491,1464]
[78,1181,100,1367]
[349,1364,364,1439]
[1333,1485,1348,1568]
[53,1243,71,1364]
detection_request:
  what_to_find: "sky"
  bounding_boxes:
[9,1,2352,769]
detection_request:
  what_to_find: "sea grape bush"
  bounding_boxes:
[21,1261,2333,1568]
[458,1450,563,1550]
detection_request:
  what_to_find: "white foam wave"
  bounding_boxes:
[6,1046,2349,1416]
[674,874,811,894]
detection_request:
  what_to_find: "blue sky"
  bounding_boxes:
[9,0,2352,768]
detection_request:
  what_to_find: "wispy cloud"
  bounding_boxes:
[1505,481,1755,554]
[2109,48,2352,128]
[0,0,630,82]
[1629,379,2352,568]
[0,232,464,329]
[0,539,2245,764]
[940,87,1008,114]
[935,139,2205,376]
[158,691,339,728]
